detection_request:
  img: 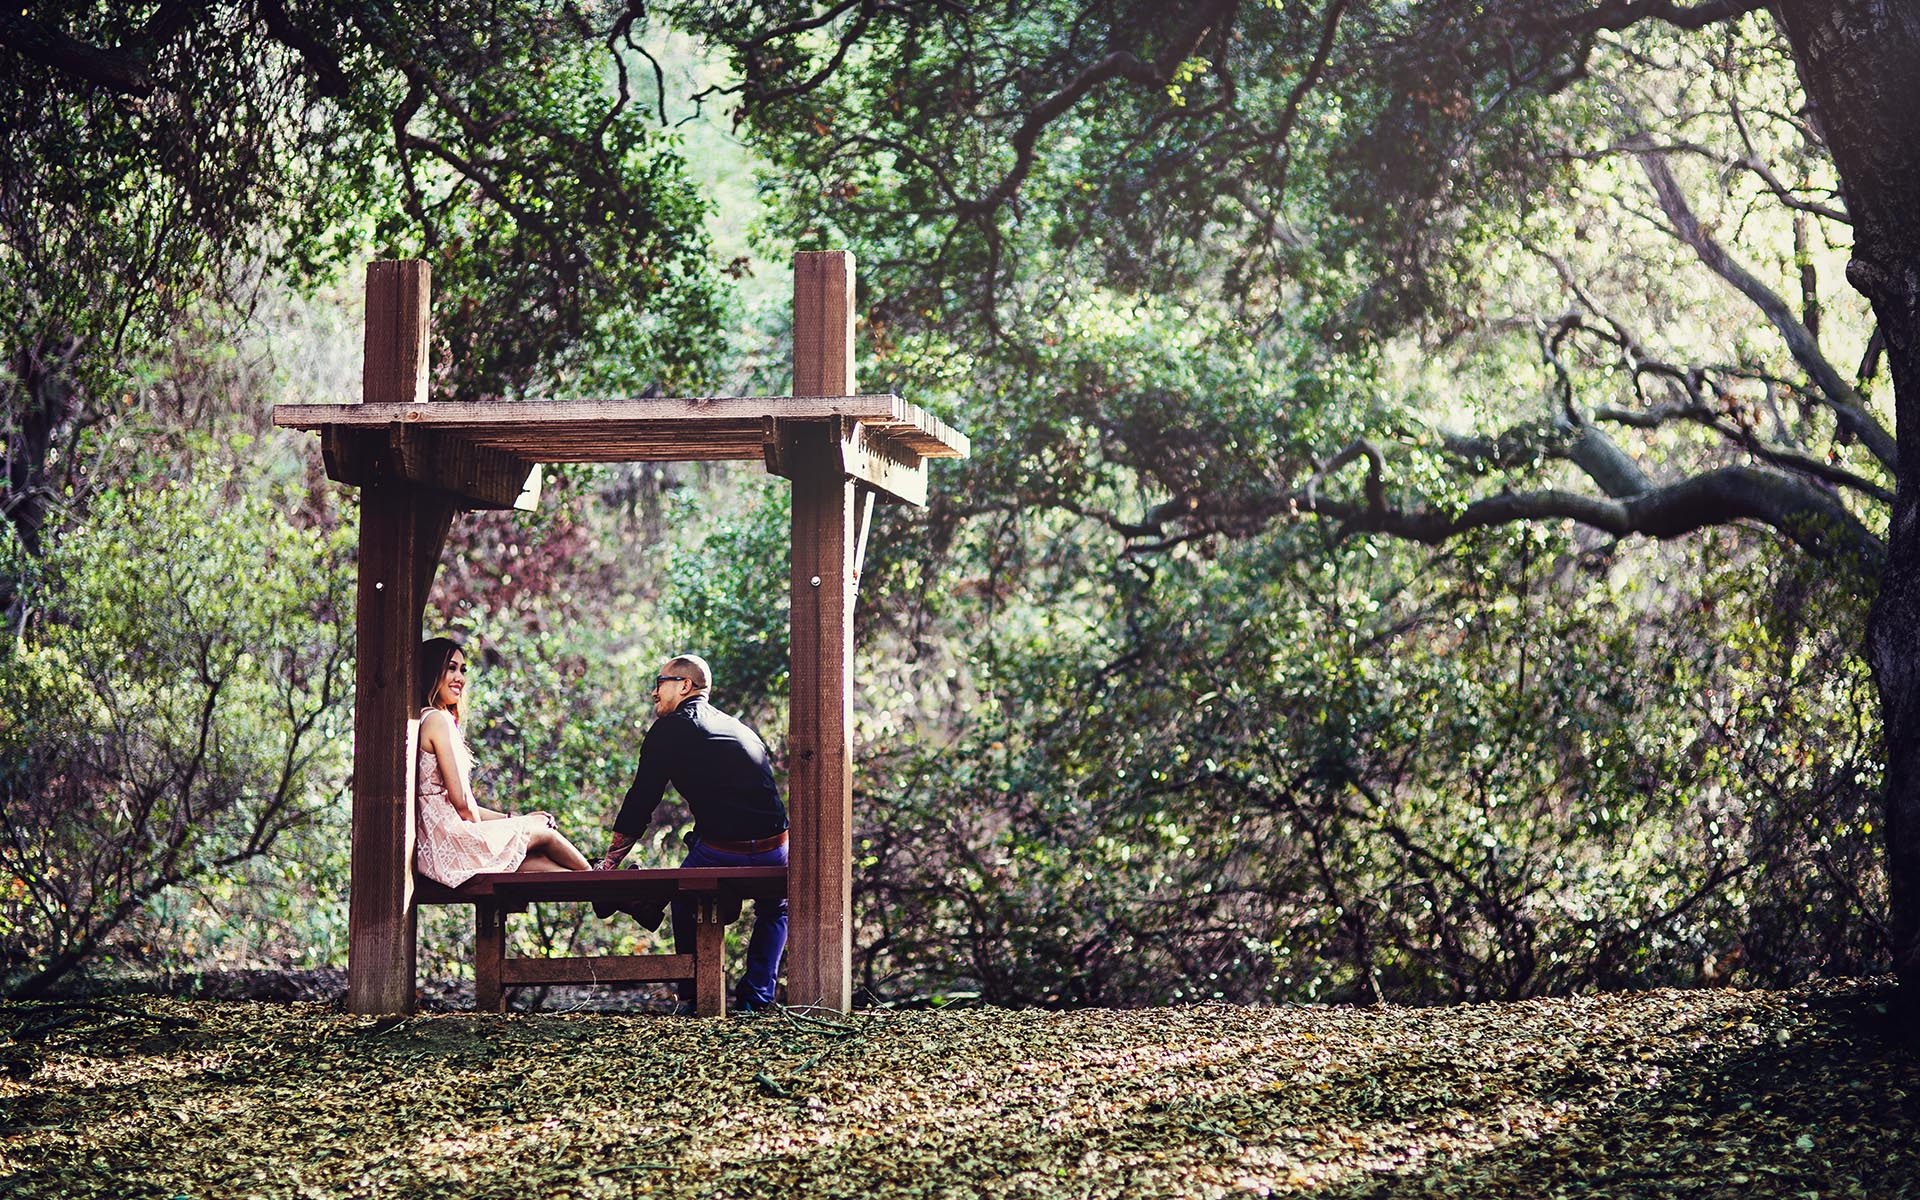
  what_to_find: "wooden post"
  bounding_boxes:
[346,261,453,1015]
[787,251,857,1012]
[694,898,727,1017]
[474,901,507,1013]
[363,260,431,406]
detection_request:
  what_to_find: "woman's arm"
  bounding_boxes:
[421,710,479,822]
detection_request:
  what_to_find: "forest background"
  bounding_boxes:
[0,1,1899,1011]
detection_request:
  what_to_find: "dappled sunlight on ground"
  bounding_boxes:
[1,979,1913,1198]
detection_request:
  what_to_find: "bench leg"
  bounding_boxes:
[475,901,506,1014]
[693,897,726,1017]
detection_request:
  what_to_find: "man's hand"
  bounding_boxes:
[597,830,636,872]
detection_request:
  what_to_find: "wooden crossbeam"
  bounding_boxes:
[765,416,929,507]
[841,418,928,507]
[277,394,969,462]
[323,425,539,510]
[500,954,696,985]
[420,866,788,903]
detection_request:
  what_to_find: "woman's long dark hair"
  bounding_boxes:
[418,636,466,723]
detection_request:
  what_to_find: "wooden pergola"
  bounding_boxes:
[274,252,968,1015]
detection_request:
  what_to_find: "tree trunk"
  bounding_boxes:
[1775,0,1920,1006]
[2,336,80,558]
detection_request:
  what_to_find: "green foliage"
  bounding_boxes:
[348,7,728,399]
[2,6,1897,1012]
[0,458,356,996]
[632,3,1896,1005]
[3,1,727,553]
[848,500,1883,1005]
[660,474,793,725]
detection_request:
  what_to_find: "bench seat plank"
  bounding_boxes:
[416,866,787,905]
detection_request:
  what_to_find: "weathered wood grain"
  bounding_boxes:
[362,261,430,406]
[347,484,452,1016]
[346,260,452,1017]
[276,394,969,461]
[787,251,858,1014]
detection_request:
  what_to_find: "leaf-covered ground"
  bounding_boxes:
[2,978,1914,1198]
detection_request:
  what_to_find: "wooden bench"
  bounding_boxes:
[414,866,788,1016]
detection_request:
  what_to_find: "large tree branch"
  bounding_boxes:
[1636,145,1898,469]
[1588,401,1895,502]
[959,1,1239,219]
[1514,278,1893,500]
[1437,418,1655,499]
[0,3,203,96]
[1558,0,1769,34]
[0,13,156,94]
[257,0,350,99]
[1299,458,1882,568]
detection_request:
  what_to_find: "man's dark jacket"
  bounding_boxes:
[612,696,788,841]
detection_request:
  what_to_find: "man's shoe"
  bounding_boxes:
[591,897,668,931]
[632,899,669,932]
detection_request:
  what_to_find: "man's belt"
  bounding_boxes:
[699,830,789,854]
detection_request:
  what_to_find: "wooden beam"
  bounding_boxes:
[500,954,696,985]
[363,261,430,406]
[320,425,538,511]
[841,418,928,507]
[694,898,727,1017]
[853,486,877,583]
[391,427,537,510]
[277,393,970,462]
[787,251,858,1014]
[793,251,855,397]
[475,901,506,1013]
[513,464,543,513]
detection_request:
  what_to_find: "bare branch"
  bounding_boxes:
[1728,82,1850,224]
[1308,439,1386,514]
[1636,144,1897,469]
[1858,324,1885,392]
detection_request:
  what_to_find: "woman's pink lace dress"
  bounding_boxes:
[414,711,538,887]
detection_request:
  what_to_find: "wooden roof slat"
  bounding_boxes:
[272,394,969,462]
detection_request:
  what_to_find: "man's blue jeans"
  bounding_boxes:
[673,837,788,1007]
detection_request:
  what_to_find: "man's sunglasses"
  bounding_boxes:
[652,675,690,689]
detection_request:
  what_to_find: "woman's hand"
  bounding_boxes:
[528,810,557,829]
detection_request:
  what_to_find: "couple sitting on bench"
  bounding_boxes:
[413,637,790,1013]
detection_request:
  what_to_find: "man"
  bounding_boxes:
[598,654,789,1013]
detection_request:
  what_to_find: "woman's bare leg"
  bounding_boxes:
[518,849,569,873]
[526,827,591,871]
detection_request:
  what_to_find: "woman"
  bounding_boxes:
[414,636,591,885]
